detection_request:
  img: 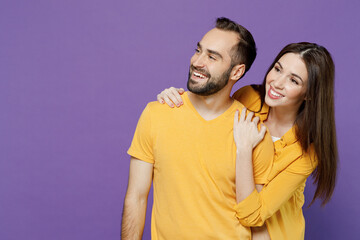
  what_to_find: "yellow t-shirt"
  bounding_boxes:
[128,92,273,239]
[233,85,318,240]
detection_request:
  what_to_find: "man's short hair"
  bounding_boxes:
[215,17,257,77]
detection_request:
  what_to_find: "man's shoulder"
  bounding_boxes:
[233,85,261,101]
[232,98,245,108]
[142,100,186,119]
[232,85,262,111]
[145,100,165,110]
[146,92,191,112]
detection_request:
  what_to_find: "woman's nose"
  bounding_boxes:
[273,75,286,89]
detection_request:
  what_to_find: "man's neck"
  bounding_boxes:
[187,88,234,121]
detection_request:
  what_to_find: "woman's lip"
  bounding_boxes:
[268,86,284,99]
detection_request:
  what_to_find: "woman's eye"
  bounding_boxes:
[291,79,299,85]
[274,66,280,72]
[195,48,200,53]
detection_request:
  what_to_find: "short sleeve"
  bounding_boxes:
[127,104,155,164]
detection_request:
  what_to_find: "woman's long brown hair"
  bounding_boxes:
[255,42,338,206]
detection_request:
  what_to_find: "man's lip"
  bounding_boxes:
[191,69,209,81]
[192,68,208,78]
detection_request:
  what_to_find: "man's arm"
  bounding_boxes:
[121,157,153,240]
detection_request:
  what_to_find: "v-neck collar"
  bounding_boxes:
[183,92,239,124]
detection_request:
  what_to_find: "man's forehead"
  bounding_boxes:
[199,28,239,53]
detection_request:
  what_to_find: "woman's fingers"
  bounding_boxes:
[234,109,239,125]
[168,87,183,106]
[162,95,175,108]
[177,88,185,94]
[246,111,254,122]
[259,124,267,139]
[157,89,169,104]
[234,108,267,149]
[157,87,184,107]
[240,107,247,122]
[233,110,242,146]
[157,94,165,104]
[239,108,259,126]
[253,116,260,126]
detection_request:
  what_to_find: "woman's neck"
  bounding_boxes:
[265,106,298,138]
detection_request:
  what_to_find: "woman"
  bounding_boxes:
[156,42,338,239]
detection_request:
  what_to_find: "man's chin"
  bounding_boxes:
[187,80,205,94]
[188,86,213,96]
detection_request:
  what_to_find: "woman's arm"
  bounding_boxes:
[233,108,316,228]
[251,185,271,240]
[234,157,314,227]
[233,108,266,202]
[233,109,270,238]
[252,225,271,240]
[156,87,184,107]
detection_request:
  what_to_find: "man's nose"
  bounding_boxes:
[192,54,206,68]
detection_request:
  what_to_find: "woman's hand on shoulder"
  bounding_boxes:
[157,87,185,108]
[233,108,267,151]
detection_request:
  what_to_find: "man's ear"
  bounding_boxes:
[230,64,245,81]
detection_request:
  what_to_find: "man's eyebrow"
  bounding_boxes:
[197,42,223,60]
[207,49,223,59]
[277,61,304,82]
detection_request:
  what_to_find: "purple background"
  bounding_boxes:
[1,0,359,239]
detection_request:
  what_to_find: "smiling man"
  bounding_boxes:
[121,17,270,239]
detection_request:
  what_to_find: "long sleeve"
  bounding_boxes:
[233,152,317,227]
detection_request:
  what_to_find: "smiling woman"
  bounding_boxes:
[232,42,337,240]
[265,53,308,113]
[157,42,338,240]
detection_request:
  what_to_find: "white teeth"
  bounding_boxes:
[270,89,283,97]
[194,72,205,78]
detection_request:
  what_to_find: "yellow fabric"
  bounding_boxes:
[128,92,273,240]
[233,86,318,240]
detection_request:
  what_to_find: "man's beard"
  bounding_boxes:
[187,65,233,96]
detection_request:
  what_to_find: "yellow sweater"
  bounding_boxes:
[233,85,318,240]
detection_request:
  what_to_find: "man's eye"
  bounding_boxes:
[209,55,216,60]
[195,48,200,53]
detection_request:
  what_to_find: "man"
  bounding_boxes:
[122,17,272,239]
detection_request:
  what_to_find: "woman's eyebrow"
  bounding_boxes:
[277,61,304,82]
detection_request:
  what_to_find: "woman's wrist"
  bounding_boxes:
[236,144,253,156]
